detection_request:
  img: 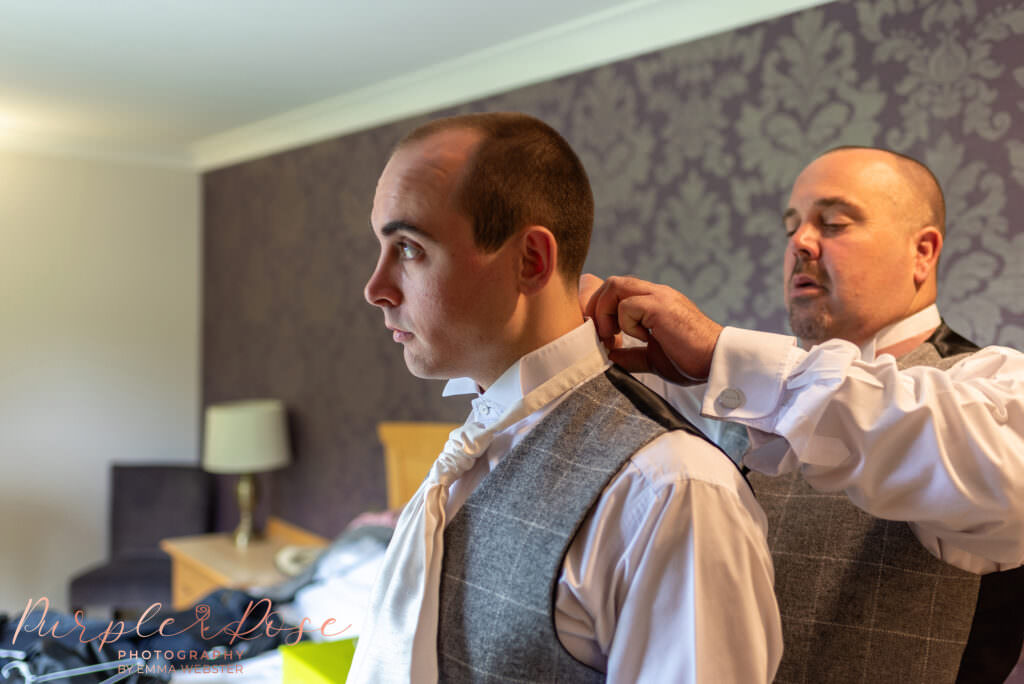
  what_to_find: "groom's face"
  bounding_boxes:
[364,129,520,385]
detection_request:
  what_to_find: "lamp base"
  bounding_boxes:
[233,472,261,549]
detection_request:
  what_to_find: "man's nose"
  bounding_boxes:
[789,223,821,260]
[364,259,400,308]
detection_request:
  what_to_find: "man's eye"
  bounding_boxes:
[397,241,422,259]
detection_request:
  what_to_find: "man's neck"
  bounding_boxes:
[451,317,598,399]
[876,328,937,358]
[865,303,942,359]
[475,300,585,391]
[796,304,942,359]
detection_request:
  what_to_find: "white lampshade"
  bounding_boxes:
[203,399,291,474]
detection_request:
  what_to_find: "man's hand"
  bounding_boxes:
[579,273,606,314]
[580,273,624,353]
[582,275,723,383]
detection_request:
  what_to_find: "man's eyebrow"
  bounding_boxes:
[814,197,860,213]
[380,221,435,240]
[782,197,862,222]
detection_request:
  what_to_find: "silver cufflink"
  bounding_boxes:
[716,387,745,410]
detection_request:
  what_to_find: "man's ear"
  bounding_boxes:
[912,226,943,286]
[518,226,558,294]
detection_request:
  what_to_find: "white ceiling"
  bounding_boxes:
[0,0,826,170]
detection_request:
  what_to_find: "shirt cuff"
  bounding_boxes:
[702,327,801,423]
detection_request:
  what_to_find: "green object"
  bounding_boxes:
[280,638,358,683]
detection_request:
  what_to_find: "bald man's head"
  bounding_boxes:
[822,146,945,237]
[782,146,946,347]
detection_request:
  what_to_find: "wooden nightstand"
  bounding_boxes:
[160,517,327,609]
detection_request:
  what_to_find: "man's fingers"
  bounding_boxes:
[587,276,720,382]
[615,293,660,342]
[588,275,658,340]
[588,281,622,340]
[579,273,605,317]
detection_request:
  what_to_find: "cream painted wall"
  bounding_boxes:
[0,150,199,612]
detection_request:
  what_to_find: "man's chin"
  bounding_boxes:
[403,353,452,381]
[404,361,437,380]
[789,310,831,347]
[407,368,449,381]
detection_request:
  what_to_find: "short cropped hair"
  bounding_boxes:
[824,145,946,236]
[396,112,594,282]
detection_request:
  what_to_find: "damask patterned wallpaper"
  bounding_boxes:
[203,0,1024,536]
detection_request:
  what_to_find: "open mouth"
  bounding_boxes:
[790,274,825,296]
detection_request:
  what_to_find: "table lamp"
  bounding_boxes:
[203,399,291,548]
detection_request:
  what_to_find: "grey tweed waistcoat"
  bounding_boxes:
[749,323,1024,683]
[436,366,724,683]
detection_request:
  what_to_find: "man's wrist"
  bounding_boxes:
[702,327,798,421]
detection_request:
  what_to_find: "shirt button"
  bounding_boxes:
[717,388,745,410]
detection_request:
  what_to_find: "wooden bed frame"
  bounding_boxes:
[377,421,459,509]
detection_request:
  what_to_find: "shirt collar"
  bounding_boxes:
[859,303,941,360]
[441,319,609,409]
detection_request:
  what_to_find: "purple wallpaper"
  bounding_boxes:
[203,0,1024,537]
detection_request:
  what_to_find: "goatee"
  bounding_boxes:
[789,303,829,347]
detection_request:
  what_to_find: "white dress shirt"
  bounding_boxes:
[442,320,781,683]
[651,305,1024,574]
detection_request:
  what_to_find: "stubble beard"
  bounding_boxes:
[788,301,831,348]
[787,259,833,347]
